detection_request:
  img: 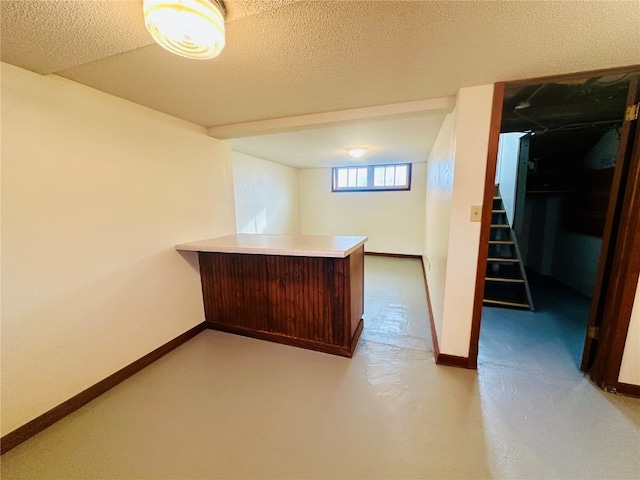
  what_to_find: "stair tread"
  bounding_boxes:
[483,215,534,310]
[484,298,530,308]
[485,277,525,283]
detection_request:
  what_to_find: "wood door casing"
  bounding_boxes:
[581,75,640,380]
[470,67,640,393]
[585,75,640,389]
[468,82,505,368]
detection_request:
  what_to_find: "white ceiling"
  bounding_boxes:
[230,108,452,168]
[2,0,639,168]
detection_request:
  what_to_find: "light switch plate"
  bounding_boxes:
[470,205,482,222]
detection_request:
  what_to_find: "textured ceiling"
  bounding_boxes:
[230,109,452,168]
[0,0,151,74]
[2,0,639,167]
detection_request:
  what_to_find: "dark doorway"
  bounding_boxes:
[472,68,640,393]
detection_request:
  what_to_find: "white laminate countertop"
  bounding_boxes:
[175,234,368,258]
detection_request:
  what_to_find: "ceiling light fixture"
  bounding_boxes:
[346,146,369,159]
[143,0,226,60]
[514,83,546,111]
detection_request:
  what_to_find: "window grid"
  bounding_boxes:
[332,163,412,192]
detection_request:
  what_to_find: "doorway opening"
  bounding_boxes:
[474,68,640,389]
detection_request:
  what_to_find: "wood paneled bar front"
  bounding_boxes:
[176,234,368,357]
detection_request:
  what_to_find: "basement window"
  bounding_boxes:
[332,163,412,192]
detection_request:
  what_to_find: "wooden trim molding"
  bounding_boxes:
[205,320,364,358]
[420,257,474,368]
[436,354,474,369]
[581,74,640,373]
[468,82,506,369]
[589,75,640,389]
[365,252,422,260]
[616,382,640,398]
[420,259,440,358]
[0,323,206,455]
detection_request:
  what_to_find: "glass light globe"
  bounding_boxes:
[143,0,225,60]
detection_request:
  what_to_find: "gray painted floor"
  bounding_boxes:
[2,257,639,479]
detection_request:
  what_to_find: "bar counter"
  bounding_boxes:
[176,234,368,357]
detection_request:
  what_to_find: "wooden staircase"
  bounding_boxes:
[483,188,534,310]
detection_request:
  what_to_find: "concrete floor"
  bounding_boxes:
[477,274,640,479]
[2,256,639,479]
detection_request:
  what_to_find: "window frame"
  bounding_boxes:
[331,163,412,192]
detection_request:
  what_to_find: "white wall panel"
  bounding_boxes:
[1,63,237,435]
[619,278,640,386]
[439,84,494,357]
[423,113,457,343]
[232,151,300,235]
[299,164,426,255]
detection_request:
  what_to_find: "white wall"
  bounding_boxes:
[1,63,237,436]
[423,113,457,344]
[423,85,494,358]
[299,163,426,255]
[496,132,523,227]
[619,278,640,386]
[232,151,300,235]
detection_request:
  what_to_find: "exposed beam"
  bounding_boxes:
[207,97,456,139]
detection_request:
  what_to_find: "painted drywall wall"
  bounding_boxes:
[619,278,640,386]
[521,128,618,296]
[496,132,524,227]
[546,129,619,296]
[299,163,426,255]
[232,151,300,235]
[423,112,457,344]
[520,195,562,277]
[583,128,619,170]
[551,231,602,297]
[440,85,494,357]
[1,63,237,436]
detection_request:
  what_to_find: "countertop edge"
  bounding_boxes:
[175,236,368,258]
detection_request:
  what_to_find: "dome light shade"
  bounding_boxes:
[143,0,226,60]
[346,146,369,159]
